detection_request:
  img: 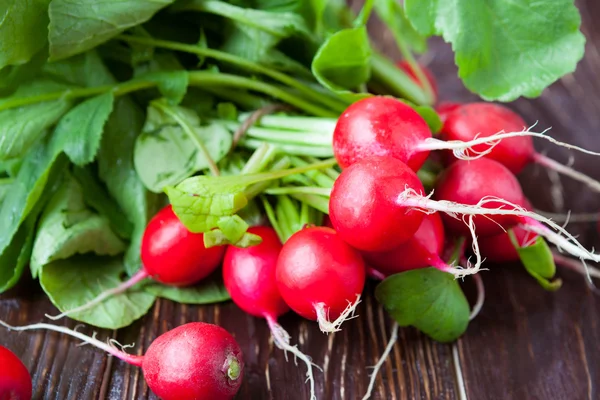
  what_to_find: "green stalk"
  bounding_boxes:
[236,113,337,133]
[153,101,220,176]
[288,193,330,214]
[241,139,333,158]
[417,169,438,191]
[201,87,269,110]
[265,187,332,196]
[261,197,286,243]
[354,0,376,27]
[370,51,432,106]
[116,35,348,113]
[240,143,279,174]
[216,120,332,146]
[288,156,336,188]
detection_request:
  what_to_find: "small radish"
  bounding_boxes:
[329,156,600,277]
[361,213,452,275]
[436,101,461,124]
[396,60,438,102]
[331,97,599,176]
[442,102,600,192]
[223,226,318,399]
[0,321,243,400]
[0,345,32,400]
[48,204,226,320]
[276,227,366,333]
[478,225,537,263]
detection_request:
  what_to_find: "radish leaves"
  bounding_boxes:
[144,273,231,304]
[512,234,562,291]
[404,0,585,101]
[375,268,470,342]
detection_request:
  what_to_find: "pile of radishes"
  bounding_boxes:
[3,64,600,400]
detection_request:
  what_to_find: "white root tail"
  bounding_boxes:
[532,152,600,193]
[399,190,600,274]
[361,322,399,400]
[266,317,320,400]
[45,269,149,321]
[314,294,361,334]
[0,320,142,365]
[469,273,485,321]
[416,124,600,162]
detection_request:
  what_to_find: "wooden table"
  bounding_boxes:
[2,1,600,398]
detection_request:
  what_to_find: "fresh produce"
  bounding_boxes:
[0,0,597,397]
[276,227,366,332]
[0,321,243,400]
[223,226,317,399]
[0,345,32,400]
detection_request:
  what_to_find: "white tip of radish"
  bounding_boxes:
[315,294,361,334]
[361,322,399,400]
[266,318,320,400]
[469,273,485,321]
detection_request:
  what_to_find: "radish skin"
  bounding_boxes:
[0,320,243,400]
[0,345,32,400]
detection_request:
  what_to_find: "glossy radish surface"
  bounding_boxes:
[142,204,226,286]
[0,345,32,400]
[436,101,461,124]
[441,103,533,173]
[434,158,527,236]
[223,226,288,319]
[142,322,244,400]
[329,155,425,252]
[362,213,446,276]
[276,227,365,323]
[396,60,438,102]
[478,225,537,263]
[332,96,432,171]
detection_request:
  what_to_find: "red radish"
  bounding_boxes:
[329,154,426,252]
[47,204,226,320]
[442,102,600,192]
[396,60,438,102]
[329,155,600,277]
[0,321,243,400]
[0,345,32,400]
[223,226,317,399]
[478,225,537,263]
[276,227,366,332]
[362,213,450,275]
[436,101,461,124]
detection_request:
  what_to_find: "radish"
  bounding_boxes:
[361,213,451,275]
[0,345,32,400]
[276,226,366,333]
[331,97,599,175]
[48,204,226,320]
[222,226,318,399]
[329,156,600,277]
[436,101,461,124]
[0,321,243,400]
[396,61,438,102]
[441,102,600,192]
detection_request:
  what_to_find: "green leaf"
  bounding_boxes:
[134,106,232,192]
[40,256,156,329]
[72,166,133,240]
[48,0,176,61]
[312,27,372,90]
[0,47,49,96]
[144,274,231,304]
[374,0,426,54]
[375,268,470,342]
[0,0,51,69]
[404,0,585,101]
[137,71,189,105]
[513,234,562,291]
[43,51,114,87]
[0,80,73,160]
[203,215,262,247]
[30,174,126,278]
[55,92,115,166]
[0,222,35,293]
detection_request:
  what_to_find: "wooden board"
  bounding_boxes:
[2,0,600,398]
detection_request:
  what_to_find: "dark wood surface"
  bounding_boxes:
[2,1,600,399]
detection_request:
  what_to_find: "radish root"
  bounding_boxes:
[315,294,361,333]
[45,269,149,321]
[532,152,600,193]
[0,320,143,366]
[266,317,319,400]
[361,322,399,400]
[469,273,485,321]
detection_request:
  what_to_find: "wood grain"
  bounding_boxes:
[2,0,600,399]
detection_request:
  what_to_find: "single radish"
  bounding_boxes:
[436,101,461,124]
[332,97,599,176]
[0,321,243,400]
[223,226,318,399]
[276,227,366,333]
[442,102,600,192]
[47,204,226,320]
[0,345,32,400]
[396,60,438,102]
[361,213,452,275]
[329,156,600,278]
